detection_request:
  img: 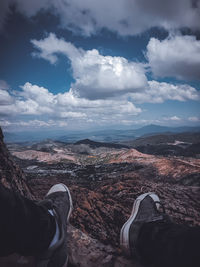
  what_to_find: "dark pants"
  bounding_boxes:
[137,221,200,267]
[0,184,200,267]
[0,184,56,257]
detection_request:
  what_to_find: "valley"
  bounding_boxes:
[7,134,200,249]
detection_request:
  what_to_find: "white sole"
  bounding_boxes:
[62,256,68,267]
[47,183,73,223]
[60,183,73,223]
[120,192,160,253]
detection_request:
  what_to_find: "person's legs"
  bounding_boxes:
[0,183,56,256]
[0,182,73,267]
[36,183,73,267]
[137,221,200,267]
[120,192,200,267]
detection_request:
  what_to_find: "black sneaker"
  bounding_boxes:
[120,192,166,257]
[36,183,73,267]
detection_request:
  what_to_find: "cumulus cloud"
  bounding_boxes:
[1,79,200,129]
[0,89,13,105]
[128,81,200,103]
[1,79,199,129]
[146,35,200,80]
[31,34,200,105]
[1,0,200,35]
[0,82,142,124]
[32,33,148,99]
[0,80,14,105]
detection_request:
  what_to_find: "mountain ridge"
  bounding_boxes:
[4,124,200,143]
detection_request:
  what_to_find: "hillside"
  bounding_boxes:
[121,132,200,157]
[75,139,129,149]
[123,132,200,146]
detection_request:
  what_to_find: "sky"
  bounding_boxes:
[0,0,200,133]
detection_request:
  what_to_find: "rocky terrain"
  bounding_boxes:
[122,132,200,158]
[1,130,200,266]
[0,128,32,199]
[9,138,200,186]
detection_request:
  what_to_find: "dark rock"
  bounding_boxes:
[0,127,33,199]
[67,225,140,267]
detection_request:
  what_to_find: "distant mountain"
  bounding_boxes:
[122,132,200,158]
[4,124,200,143]
[54,125,200,143]
[4,130,65,143]
[134,143,200,157]
[75,139,129,149]
[131,124,200,137]
[123,132,200,147]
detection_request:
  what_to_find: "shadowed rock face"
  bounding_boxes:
[0,128,33,199]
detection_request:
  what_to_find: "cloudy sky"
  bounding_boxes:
[0,0,200,133]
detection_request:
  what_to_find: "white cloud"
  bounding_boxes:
[146,35,200,80]
[0,89,13,105]
[1,0,200,35]
[1,80,199,129]
[31,33,80,64]
[20,82,55,105]
[1,32,200,129]
[0,82,142,124]
[32,34,200,104]
[32,33,148,100]
[1,80,200,129]
[71,50,147,99]
[0,119,68,128]
[188,116,200,122]
[0,119,11,127]
[0,80,13,105]
[128,80,200,103]
[164,116,181,121]
[59,111,86,118]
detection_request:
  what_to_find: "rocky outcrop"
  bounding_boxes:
[0,128,33,198]
[109,149,200,181]
[67,225,140,267]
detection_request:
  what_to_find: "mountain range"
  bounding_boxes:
[4,124,200,143]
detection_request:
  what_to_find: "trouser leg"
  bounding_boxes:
[0,183,56,256]
[137,220,200,267]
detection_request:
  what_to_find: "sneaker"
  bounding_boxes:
[36,183,73,267]
[120,192,166,257]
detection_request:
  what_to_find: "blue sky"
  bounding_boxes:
[0,0,200,133]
